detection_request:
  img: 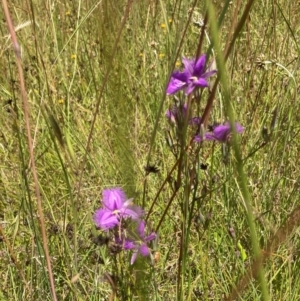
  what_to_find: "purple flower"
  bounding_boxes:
[167,55,216,95]
[124,220,156,265]
[194,122,244,143]
[102,187,127,210]
[189,117,202,126]
[94,188,143,230]
[205,122,244,142]
[102,188,143,219]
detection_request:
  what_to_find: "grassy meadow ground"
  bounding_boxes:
[1,0,300,300]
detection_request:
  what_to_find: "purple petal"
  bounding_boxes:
[94,209,119,230]
[130,251,138,265]
[172,71,189,82]
[204,132,216,141]
[102,188,127,211]
[124,239,136,250]
[137,220,146,238]
[222,122,244,134]
[193,77,209,88]
[205,122,244,142]
[213,124,231,142]
[235,123,244,134]
[185,83,196,95]
[145,232,156,242]
[194,135,204,143]
[193,55,206,76]
[167,77,187,95]
[182,57,195,75]
[120,205,144,220]
[139,244,150,257]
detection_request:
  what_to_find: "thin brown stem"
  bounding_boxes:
[224,0,256,61]
[2,1,57,300]
[200,77,219,127]
[223,0,242,56]
[202,0,255,128]
[195,14,208,59]
[155,185,180,233]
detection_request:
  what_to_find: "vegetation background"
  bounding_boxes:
[1,0,300,300]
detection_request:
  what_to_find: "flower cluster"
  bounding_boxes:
[94,188,156,264]
[166,55,244,143]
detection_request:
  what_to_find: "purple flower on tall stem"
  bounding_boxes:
[124,220,156,265]
[94,188,143,230]
[167,55,216,95]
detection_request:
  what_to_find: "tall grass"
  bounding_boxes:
[1,0,300,300]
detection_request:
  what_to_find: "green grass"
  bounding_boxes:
[1,0,300,300]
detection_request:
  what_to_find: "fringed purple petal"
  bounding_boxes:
[93,209,119,230]
[194,77,208,88]
[139,244,150,257]
[172,71,190,82]
[182,57,195,75]
[204,133,216,141]
[130,251,138,265]
[124,240,136,250]
[213,124,231,142]
[203,122,244,143]
[145,232,156,242]
[167,78,186,95]
[137,220,146,238]
[194,135,204,143]
[193,55,206,76]
[185,83,195,95]
[102,188,127,211]
[120,205,144,220]
[235,123,244,133]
